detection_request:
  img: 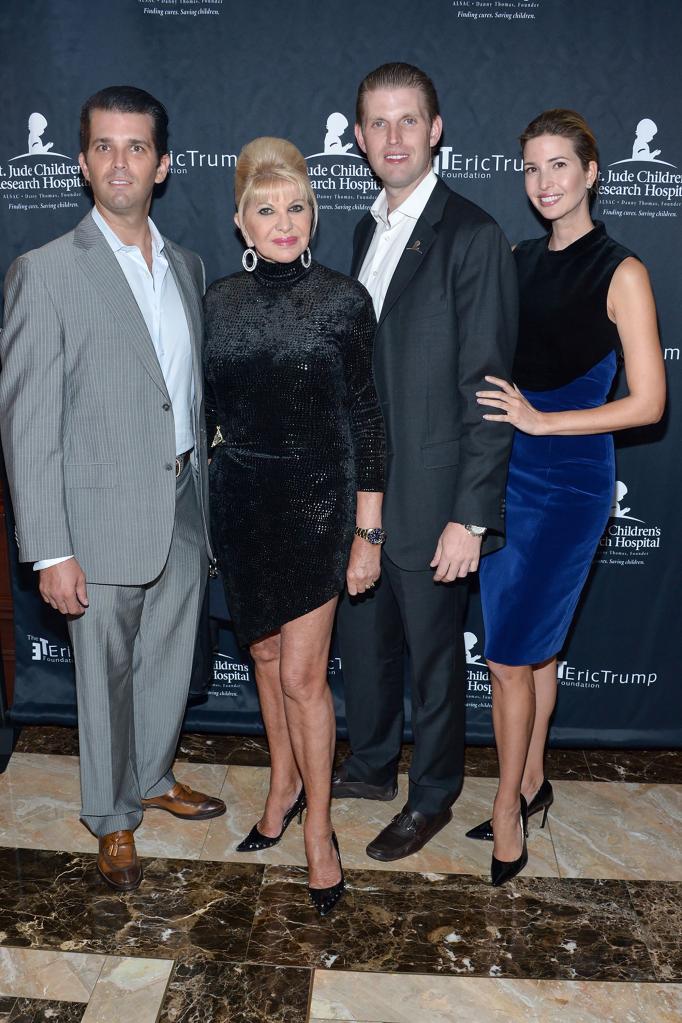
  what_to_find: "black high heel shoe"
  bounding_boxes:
[465,778,553,841]
[308,831,345,918]
[491,794,528,887]
[236,788,306,852]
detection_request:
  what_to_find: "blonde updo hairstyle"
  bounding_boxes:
[234,136,318,240]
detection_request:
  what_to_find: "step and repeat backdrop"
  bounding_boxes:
[1,0,680,745]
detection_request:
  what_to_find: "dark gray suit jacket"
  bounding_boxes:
[352,178,517,570]
[0,212,212,584]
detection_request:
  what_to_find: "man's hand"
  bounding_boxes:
[39,559,89,616]
[346,537,381,596]
[430,522,482,582]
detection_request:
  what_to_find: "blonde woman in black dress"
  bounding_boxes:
[204,138,385,915]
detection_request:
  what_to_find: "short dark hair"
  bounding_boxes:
[79,85,169,159]
[520,109,600,199]
[356,62,440,127]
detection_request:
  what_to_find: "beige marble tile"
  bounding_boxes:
[201,766,559,876]
[310,970,682,1022]
[0,752,226,859]
[82,956,173,1022]
[550,781,682,881]
[0,947,104,1001]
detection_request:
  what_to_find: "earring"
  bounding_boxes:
[300,247,312,269]
[242,248,257,272]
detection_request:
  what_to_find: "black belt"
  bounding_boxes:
[175,451,191,477]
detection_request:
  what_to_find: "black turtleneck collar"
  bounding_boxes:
[252,254,313,286]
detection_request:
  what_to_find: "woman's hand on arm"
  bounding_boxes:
[476,258,666,437]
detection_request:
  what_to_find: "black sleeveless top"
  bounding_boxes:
[513,222,637,391]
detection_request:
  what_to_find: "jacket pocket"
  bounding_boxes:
[64,462,116,489]
[421,439,460,468]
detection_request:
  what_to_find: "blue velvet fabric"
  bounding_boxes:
[480,350,616,666]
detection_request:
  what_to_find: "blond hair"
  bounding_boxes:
[234,136,318,235]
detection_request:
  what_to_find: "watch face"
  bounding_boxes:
[367,528,385,544]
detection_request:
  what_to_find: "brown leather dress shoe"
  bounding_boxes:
[97,830,142,892]
[141,782,226,821]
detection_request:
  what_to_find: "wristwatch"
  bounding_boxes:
[354,526,387,545]
[464,523,487,537]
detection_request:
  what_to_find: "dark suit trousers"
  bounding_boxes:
[336,549,466,815]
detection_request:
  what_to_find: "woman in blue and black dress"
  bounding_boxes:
[471,110,666,885]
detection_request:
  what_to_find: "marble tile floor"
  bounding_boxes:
[0,727,680,1021]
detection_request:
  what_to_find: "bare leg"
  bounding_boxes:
[249,632,302,837]
[521,656,557,802]
[488,659,535,861]
[279,596,339,889]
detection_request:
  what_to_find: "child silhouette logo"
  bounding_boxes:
[10,111,71,161]
[609,117,676,168]
[632,118,661,161]
[28,112,54,154]
[464,631,483,664]
[610,481,644,522]
[324,112,353,154]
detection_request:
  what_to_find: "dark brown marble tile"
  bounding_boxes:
[159,961,311,1022]
[465,746,592,780]
[0,999,15,1023]
[585,749,682,784]
[627,880,682,982]
[247,866,656,982]
[0,848,262,963]
[14,727,79,757]
[175,732,271,766]
[7,1002,84,1023]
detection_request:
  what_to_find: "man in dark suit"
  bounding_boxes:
[335,63,517,860]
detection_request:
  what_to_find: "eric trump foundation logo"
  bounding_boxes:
[2,112,81,212]
[600,117,681,220]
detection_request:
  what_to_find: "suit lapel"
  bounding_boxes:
[378,219,436,329]
[351,214,376,277]
[376,178,451,329]
[164,242,203,406]
[73,213,169,398]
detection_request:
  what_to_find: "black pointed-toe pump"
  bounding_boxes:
[466,778,553,842]
[490,794,529,887]
[308,831,345,918]
[236,788,306,852]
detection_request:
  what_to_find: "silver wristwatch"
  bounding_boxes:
[354,526,387,545]
[464,523,487,537]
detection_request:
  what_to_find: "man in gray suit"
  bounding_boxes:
[0,86,224,891]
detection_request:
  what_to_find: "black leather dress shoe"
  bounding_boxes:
[366,805,452,861]
[331,762,398,801]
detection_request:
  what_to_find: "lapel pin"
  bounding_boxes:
[406,239,422,254]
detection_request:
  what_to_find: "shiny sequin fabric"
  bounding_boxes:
[204,257,385,646]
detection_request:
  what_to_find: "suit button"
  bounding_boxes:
[165,463,173,471]
[162,403,170,411]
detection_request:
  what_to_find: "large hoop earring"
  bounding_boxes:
[242,248,257,272]
[300,247,312,269]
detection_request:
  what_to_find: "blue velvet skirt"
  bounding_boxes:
[479,351,616,666]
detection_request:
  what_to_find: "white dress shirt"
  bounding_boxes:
[358,169,439,318]
[35,209,195,571]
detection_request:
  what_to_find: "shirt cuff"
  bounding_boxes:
[33,556,74,571]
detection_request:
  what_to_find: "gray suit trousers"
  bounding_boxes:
[68,462,208,837]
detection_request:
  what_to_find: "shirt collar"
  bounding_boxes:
[91,206,165,258]
[370,169,439,228]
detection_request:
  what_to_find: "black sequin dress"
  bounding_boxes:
[204,257,385,646]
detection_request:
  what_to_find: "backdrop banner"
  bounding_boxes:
[2,0,680,746]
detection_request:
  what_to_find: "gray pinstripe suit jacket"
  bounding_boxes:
[0,211,213,584]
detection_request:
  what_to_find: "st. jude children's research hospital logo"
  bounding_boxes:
[596,479,662,567]
[600,117,681,220]
[306,112,379,214]
[2,112,81,212]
